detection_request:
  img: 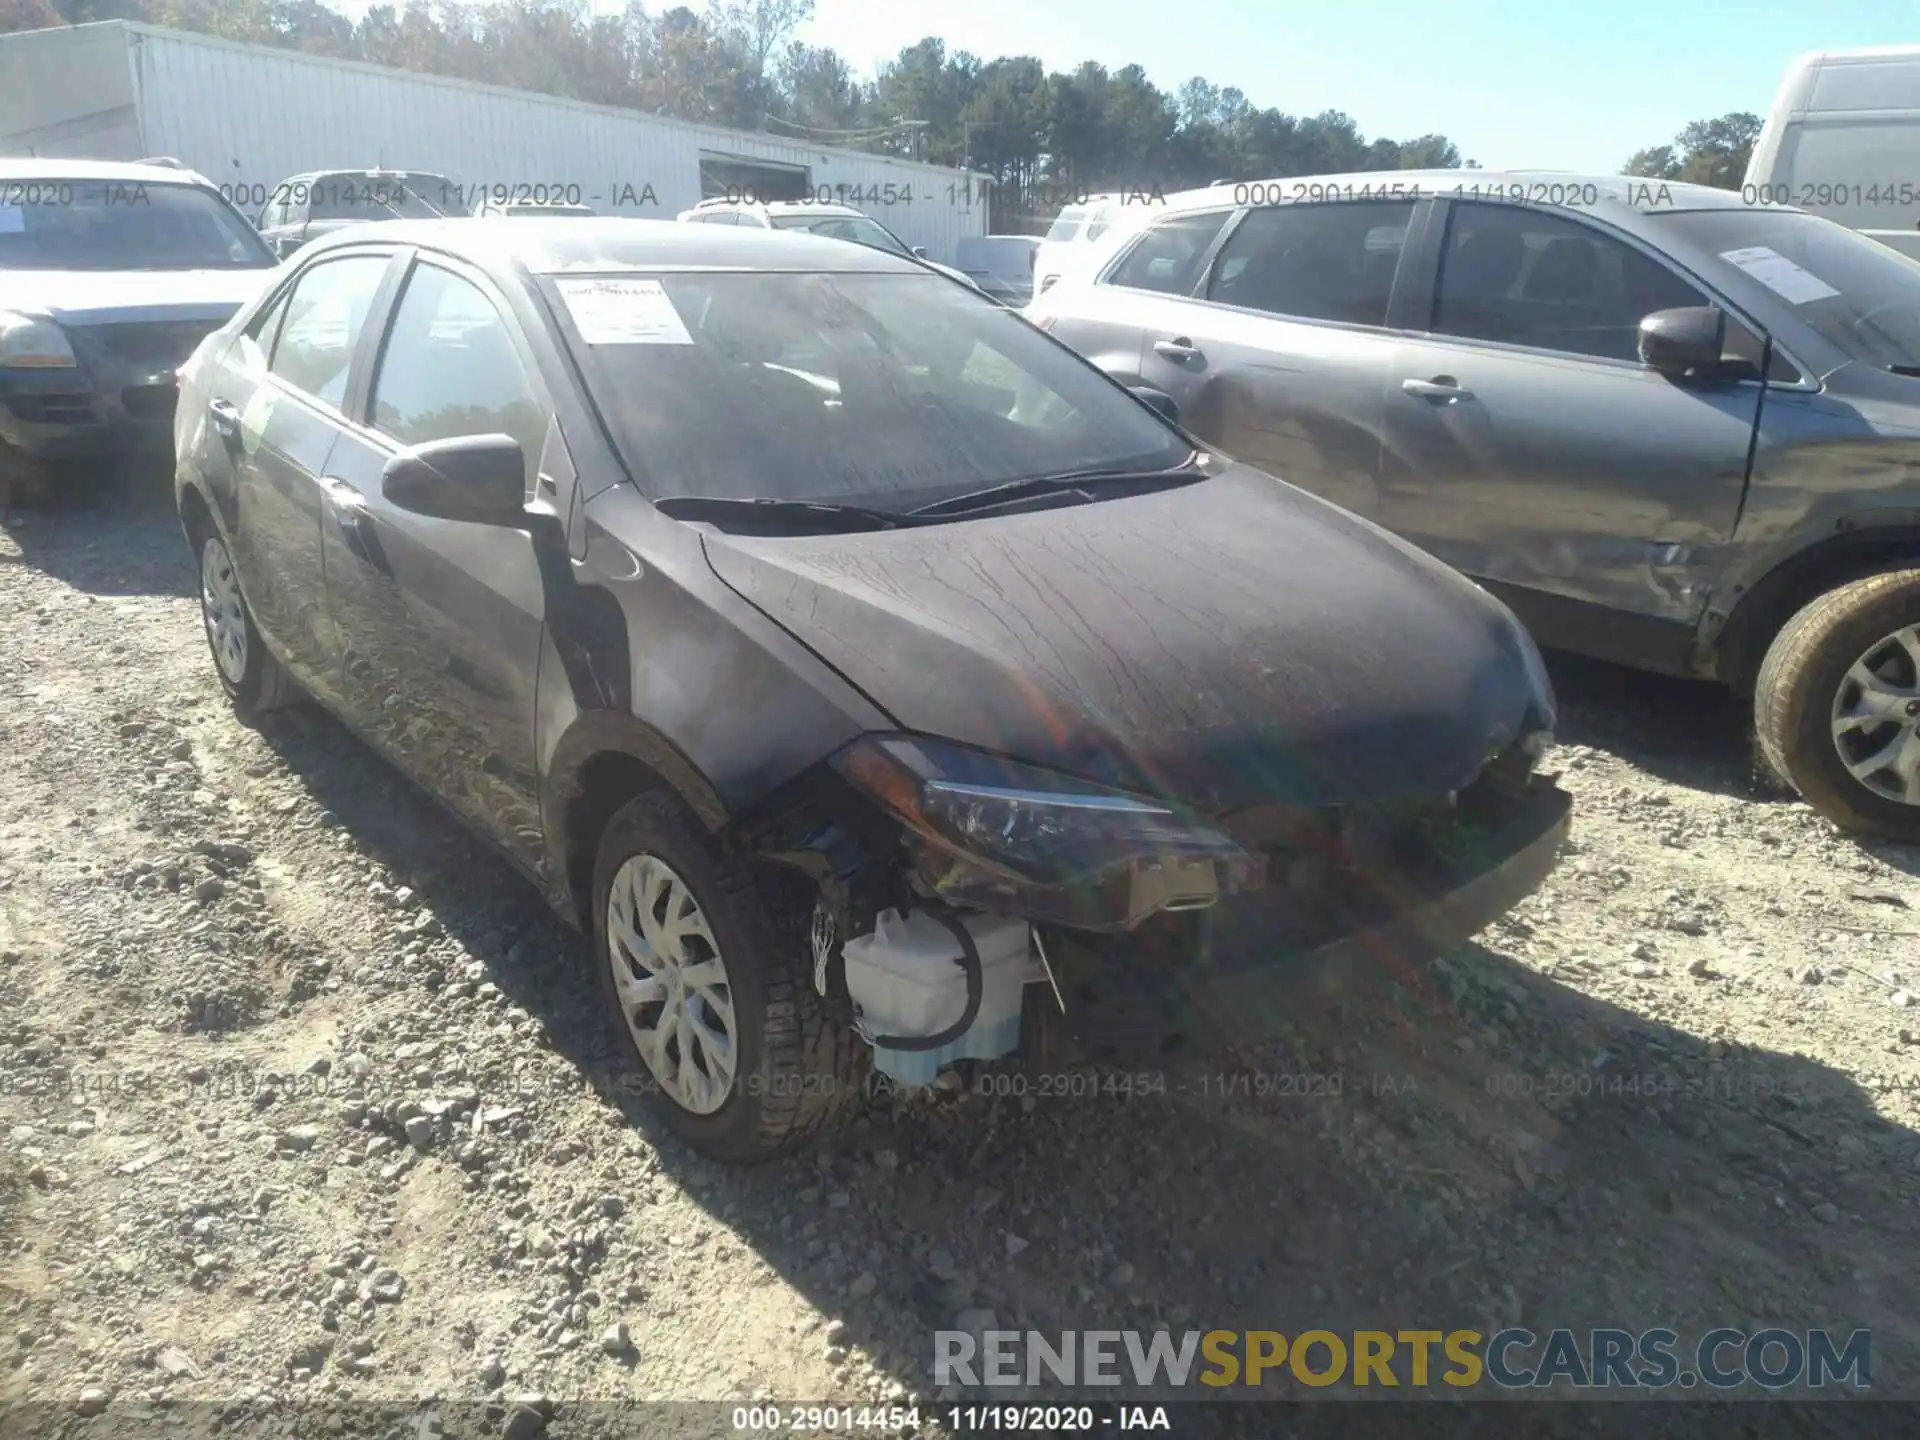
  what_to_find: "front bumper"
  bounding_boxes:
[0,318,228,462]
[1040,777,1573,1058]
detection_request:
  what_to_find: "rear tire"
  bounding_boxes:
[191,523,302,714]
[591,789,864,1164]
[1755,568,1920,842]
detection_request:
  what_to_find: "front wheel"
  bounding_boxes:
[1755,568,1920,841]
[195,528,302,713]
[591,790,864,1163]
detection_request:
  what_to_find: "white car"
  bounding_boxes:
[1031,195,1145,299]
[677,198,980,290]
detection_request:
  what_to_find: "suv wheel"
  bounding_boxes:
[195,527,303,713]
[1755,568,1920,841]
[591,790,864,1163]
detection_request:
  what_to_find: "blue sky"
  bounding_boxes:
[326,0,1920,172]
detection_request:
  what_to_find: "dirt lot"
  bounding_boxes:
[2,468,1919,1437]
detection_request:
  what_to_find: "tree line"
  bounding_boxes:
[1623,113,1762,190]
[0,0,1472,227]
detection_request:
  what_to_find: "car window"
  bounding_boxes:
[1044,205,1087,243]
[1206,200,1413,328]
[1106,210,1233,295]
[1085,208,1116,243]
[1432,203,1708,363]
[306,176,447,222]
[268,254,392,409]
[238,287,292,372]
[771,214,915,257]
[548,270,1190,512]
[369,262,548,492]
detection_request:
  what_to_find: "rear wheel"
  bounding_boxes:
[194,526,302,714]
[591,790,864,1163]
[1755,568,1920,842]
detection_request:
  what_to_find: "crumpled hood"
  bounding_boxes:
[699,465,1550,814]
[0,269,277,326]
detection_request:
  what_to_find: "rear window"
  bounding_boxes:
[305,176,449,221]
[1651,207,1920,371]
[1044,206,1088,243]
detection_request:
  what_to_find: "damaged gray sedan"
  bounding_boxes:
[174,219,1568,1163]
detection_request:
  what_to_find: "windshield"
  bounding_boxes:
[548,270,1189,511]
[1652,208,1920,371]
[769,214,913,257]
[307,176,448,221]
[0,180,274,271]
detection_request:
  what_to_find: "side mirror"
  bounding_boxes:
[911,245,928,259]
[1129,385,1179,424]
[381,435,528,526]
[1639,306,1726,381]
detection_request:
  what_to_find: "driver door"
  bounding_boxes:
[318,253,558,866]
[1379,200,1769,658]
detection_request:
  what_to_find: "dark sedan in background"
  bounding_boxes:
[173,219,1567,1162]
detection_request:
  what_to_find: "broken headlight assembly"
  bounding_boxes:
[830,734,1263,932]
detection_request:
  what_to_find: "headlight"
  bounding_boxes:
[0,310,77,368]
[831,734,1253,895]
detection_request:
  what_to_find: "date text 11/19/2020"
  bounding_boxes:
[728,1404,1174,1432]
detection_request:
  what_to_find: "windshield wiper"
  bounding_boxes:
[653,495,908,532]
[907,459,1206,519]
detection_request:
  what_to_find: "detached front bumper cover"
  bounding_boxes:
[830,734,1264,931]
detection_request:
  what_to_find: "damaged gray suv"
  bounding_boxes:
[174,220,1568,1163]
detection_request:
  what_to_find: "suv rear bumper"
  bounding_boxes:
[1043,779,1573,1058]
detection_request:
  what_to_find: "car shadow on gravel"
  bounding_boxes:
[1543,651,1782,804]
[242,702,1917,1430]
[0,455,192,599]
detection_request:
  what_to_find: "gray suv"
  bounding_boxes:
[1030,170,1920,841]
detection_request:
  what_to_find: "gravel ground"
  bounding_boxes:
[2,468,1919,1438]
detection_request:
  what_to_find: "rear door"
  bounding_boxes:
[318,252,557,866]
[1046,207,1236,385]
[1136,198,1420,520]
[209,250,396,702]
[1379,200,1768,661]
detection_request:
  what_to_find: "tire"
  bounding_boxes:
[191,522,303,714]
[1755,567,1920,842]
[591,789,864,1164]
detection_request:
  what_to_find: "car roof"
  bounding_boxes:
[1157,169,1760,215]
[276,168,451,182]
[300,217,933,275]
[0,157,217,187]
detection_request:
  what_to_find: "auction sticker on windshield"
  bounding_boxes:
[1718,246,1842,305]
[556,276,693,345]
[0,205,22,235]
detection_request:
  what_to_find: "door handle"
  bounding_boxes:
[319,476,381,568]
[208,398,241,439]
[1402,376,1473,402]
[1153,337,1201,363]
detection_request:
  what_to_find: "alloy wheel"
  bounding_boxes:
[200,536,248,685]
[605,853,738,1114]
[1830,623,1920,805]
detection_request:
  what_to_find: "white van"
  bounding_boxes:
[1747,45,1920,260]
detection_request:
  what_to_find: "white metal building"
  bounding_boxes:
[0,21,991,262]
